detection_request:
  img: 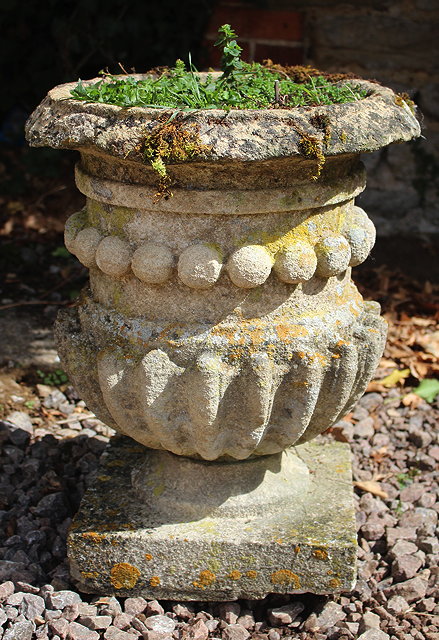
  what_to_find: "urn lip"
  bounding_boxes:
[25,75,420,163]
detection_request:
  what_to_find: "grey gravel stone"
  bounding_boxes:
[391,554,423,581]
[104,627,139,640]
[388,539,419,560]
[0,609,7,626]
[185,619,209,640]
[359,611,381,633]
[268,602,304,625]
[236,613,255,631]
[3,620,35,640]
[386,595,410,614]
[46,590,81,609]
[145,600,165,617]
[361,522,385,540]
[0,561,35,584]
[68,620,100,640]
[222,624,250,640]
[304,601,346,631]
[48,618,69,638]
[124,596,147,615]
[386,573,429,603]
[20,593,45,620]
[4,412,33,445]
[96,597,122,617]
[144,615,176,634]
[43,390,67,410]
[0,581,15,600]
[172,604,192,620]
[357,631,390,640]
[78,615,113,630]
[113,613,133,629]
[419,537,439,554]
[218,603,241,625]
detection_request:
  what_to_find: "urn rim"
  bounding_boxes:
[25,76,421,163]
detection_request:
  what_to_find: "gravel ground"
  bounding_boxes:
[0,376,438,640]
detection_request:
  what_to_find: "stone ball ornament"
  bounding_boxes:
[226,244,273,287]
[26,74,420,601]
[273,241,317,284]
[95,236,132,278]
[177,243,222,289]
[131,243,174,284]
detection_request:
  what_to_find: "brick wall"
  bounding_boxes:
[202,1,304,67]
[202,0,439,237]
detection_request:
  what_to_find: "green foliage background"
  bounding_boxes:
[0,0,213,119]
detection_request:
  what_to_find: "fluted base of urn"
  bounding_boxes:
[68,436,357,600]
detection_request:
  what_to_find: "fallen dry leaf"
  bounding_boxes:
[402,393,424,408]
[354,480,389,499]
[378,368,411,388]
[416,331,439,358]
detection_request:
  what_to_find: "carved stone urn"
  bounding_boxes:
[26,78,419,600]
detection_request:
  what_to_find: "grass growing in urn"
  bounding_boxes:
[70,24,368,111]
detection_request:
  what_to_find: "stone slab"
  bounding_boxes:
[68,437,357,600]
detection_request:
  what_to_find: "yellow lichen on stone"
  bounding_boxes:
[192,569,216,589]
[246,570,258,579]
[329,577,341,589]
[228,570,242,580]
[150,576,161,587]
[270,570,301,589]
[312,548,328,560]
[145,553,153,561]
[80,571,99,579]
[109,562,141,589]
[81,532,106,543]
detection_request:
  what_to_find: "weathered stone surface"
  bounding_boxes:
[25,71,420,602]
[25,77,420,162]
[67,438,356,600]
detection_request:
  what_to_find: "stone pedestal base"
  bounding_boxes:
[68,437,357,600]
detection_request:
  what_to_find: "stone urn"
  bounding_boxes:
[26,77,419,600]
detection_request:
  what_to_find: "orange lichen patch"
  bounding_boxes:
[111,539,119,546]
[331,353,341,359]
[81,532,106,543]
[81,571,99,579]
[110,562,141,589]
[228,570,242,580]
[294,546,301,554]
[144,553,153,561]
[312,549,328,560]
[97,522,135,532]
[193,569,216,589]
[275,324,308,342]
[150,576,161,587]
[274,538,284,544]
[270,570,301,588]
[327,569,334,575]
[335,464,346,473]
[246,570,258,579]
[329,577,341,589]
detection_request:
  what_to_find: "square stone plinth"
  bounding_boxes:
[68,437,357,600]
